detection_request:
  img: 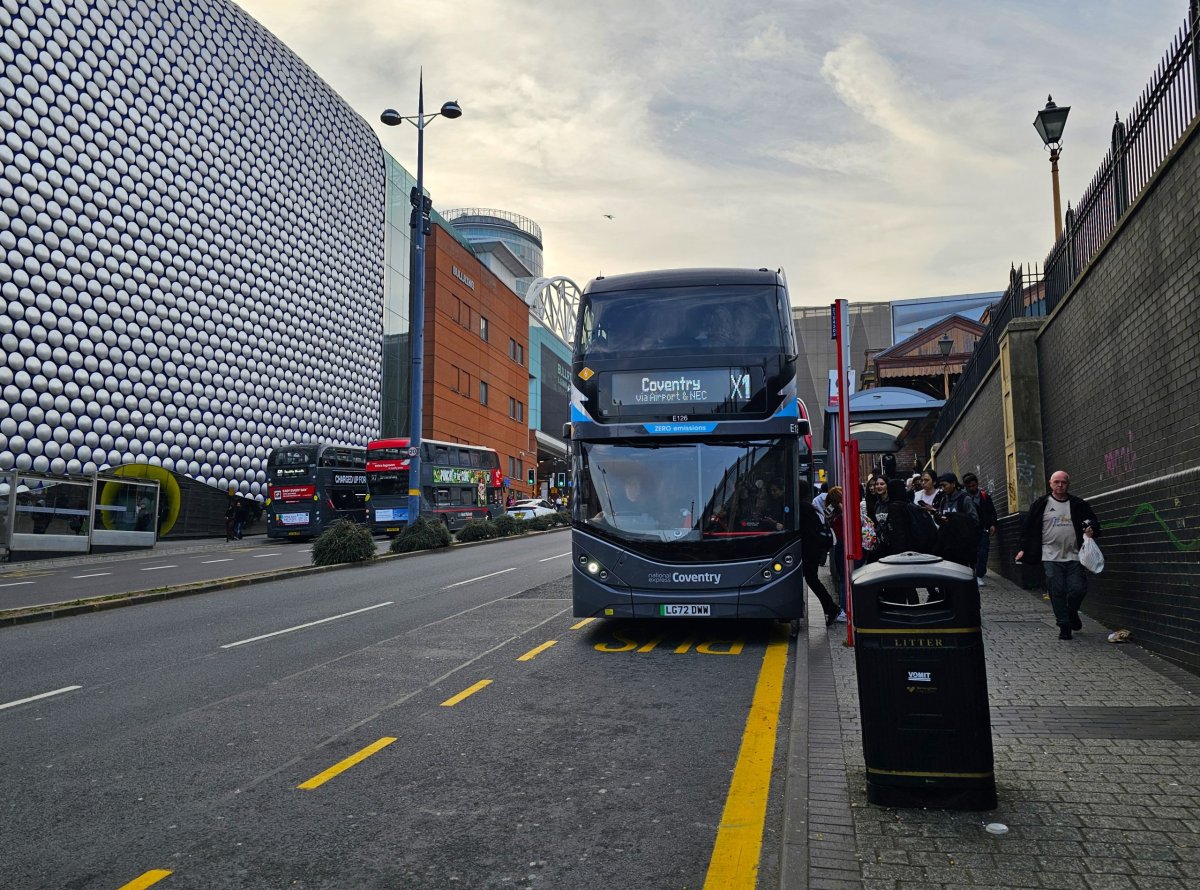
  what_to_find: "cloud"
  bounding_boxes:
[233,0,1190,304]
[736,22,789,60]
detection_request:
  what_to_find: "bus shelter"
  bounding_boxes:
[822,387,945,487]
[1,470,160,560]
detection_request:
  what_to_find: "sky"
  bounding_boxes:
[235,0,1189,306]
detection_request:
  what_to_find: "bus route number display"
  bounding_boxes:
[609,368,751,409]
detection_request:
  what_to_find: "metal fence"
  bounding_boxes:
[934,4,1199,444]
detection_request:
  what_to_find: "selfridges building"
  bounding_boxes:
[0,0,385,498]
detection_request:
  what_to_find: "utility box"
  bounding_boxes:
[851,553,997,810]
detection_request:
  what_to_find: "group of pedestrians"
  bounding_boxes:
[801,465,1101,641]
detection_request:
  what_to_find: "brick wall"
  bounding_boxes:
[940,119,1200,672]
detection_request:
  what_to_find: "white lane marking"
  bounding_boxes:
[0,685,83,711]
[250,553,282,558]
[201,558,234,564]
[72,572,112,579]
[538,552,571,562]
[220,602,395,649]
[442,567,517,589]
[0,581,34,588]
[141,565,178,571]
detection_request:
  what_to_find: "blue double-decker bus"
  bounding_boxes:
[568,268,808,620]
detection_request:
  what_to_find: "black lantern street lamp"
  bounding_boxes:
[1033,95,1071,240]
[380,75,461,528]
[937,333,954,399]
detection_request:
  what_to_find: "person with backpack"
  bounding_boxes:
[932,473,979,568]
[962,473,998,586]
[873,478,922,603]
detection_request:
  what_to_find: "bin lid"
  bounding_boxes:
[852,553,975,586]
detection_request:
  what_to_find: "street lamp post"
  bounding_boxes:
[380,76,461,528]
[1033,95,1071,240]
[937,333,954,399]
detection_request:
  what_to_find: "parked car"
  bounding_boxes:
[505,498,557,520]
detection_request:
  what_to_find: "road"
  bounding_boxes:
[1,533,794,889]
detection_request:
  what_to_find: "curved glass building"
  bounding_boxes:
[442,208,544,280]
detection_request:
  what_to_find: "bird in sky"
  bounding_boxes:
[603,214,614,220]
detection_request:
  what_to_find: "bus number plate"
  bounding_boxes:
[660,604,711,617]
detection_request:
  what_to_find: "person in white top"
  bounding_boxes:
[1015,470,1101,640]
[912,470,939,508]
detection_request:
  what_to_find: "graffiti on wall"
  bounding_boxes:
[1106,499,1198,553]
[1103,431,1137,482]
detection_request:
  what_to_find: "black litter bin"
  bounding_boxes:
[851,552,997,810]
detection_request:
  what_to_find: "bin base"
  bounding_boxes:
[867,778,997,811]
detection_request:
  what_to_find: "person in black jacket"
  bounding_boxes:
[1015,470,1101,640]
[963,473,998,586]
[932,473,979,568]
[797,481,841,626]
[874,478,921,604]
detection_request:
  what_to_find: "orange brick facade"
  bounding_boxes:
[423,226,534,498]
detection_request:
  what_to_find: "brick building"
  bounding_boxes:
[423,225,535,498]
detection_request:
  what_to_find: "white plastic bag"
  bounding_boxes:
[1079,536,1105,573]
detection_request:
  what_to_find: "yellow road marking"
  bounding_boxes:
[703,625,789,889]
[517,641,557,661]
[571,617,596,629]
[117,870,172,890]
[297,737,397,790]
[440,679,492,706]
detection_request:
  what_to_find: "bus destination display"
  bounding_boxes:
[609,368,751,409]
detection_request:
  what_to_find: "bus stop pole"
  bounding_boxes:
[834,299,859,645]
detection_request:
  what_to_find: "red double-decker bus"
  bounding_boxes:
[366,437,504,535]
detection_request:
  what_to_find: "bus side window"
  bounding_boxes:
[435,489,451,507]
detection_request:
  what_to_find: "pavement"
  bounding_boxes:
[4,541,1199,888]
[783,564,1200,889]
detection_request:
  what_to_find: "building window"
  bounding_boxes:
[509,398,525,422]
[480,380,488,406]
[508,338,524,365]
[480,316,489,341]
[459,368,471,399]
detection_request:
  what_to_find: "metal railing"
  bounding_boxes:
[934,4,1198,443]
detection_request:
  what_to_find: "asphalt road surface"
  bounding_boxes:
[0,536,393,612]
[1,533,793,889]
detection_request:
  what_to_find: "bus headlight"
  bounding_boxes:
[579,553,608,580]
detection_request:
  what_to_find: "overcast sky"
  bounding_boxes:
[235,0,1189,306]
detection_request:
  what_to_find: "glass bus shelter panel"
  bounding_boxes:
[1,471,13,557]
[92,476,160,550]
[6,474,93,555]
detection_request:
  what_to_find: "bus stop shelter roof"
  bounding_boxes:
[823,386,945,454]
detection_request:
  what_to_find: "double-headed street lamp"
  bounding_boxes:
[380,76,461,528]
[1033,95,1071,240]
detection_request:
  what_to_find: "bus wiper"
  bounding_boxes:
[600,467,618,524]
